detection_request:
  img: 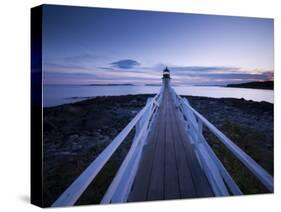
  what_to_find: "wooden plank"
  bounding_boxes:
[164,94,181,199]
[128,102,164,201]
[146,90,167,200]
[167,90,197,198]
[173,103,213,197]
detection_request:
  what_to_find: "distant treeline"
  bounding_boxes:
[226,81,273,90]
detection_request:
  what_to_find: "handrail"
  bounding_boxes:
[171,92,241,195]
[170,88,231,195]
[174,91,273,193]
[101,95,161,203]
[52,92,162,207]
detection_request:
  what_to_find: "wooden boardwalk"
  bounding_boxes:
[129,85,213,201]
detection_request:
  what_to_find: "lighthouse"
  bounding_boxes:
[162,66,171,87]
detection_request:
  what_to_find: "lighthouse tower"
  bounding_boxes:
[162,66,171,87]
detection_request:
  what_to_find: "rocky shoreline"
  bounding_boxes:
[43,94,273,206]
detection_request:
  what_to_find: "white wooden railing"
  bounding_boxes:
[52,91,163,207]
[170,88,273,195]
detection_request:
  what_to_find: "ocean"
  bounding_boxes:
[43,85,274,107]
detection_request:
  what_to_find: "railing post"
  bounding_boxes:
[134,97,153,140]
[197,118,203,135]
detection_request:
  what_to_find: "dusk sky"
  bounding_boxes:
[42,5,274,85]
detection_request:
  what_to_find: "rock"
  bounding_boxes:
[68,134,79,142]
[44,121,56,132]
[71,143,83,151]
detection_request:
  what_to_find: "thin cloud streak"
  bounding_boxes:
[44,68,273,86]
[63,53,99,63]
[43,59,273,86]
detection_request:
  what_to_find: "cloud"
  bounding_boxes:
[162,65,273,84]
[44,71,96,78]
[178,72,273,80]
[110,59,140,69]
[63,53,98,63]
[43,70,160,85]
[99,67,116,71]
[170,66,240,73]
[43,58,274,86]
[43,71,99,85]
[43,62,96,73]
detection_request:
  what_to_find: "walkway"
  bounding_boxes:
[129,85,213,201]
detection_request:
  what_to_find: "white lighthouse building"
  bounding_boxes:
[162,66,171,87]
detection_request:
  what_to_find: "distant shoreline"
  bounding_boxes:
[43,92,273,108]
[225,81,273,90]
[44,81,274,90]
[43,84,273,107]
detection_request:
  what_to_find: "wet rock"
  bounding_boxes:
[68,134,79,142]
